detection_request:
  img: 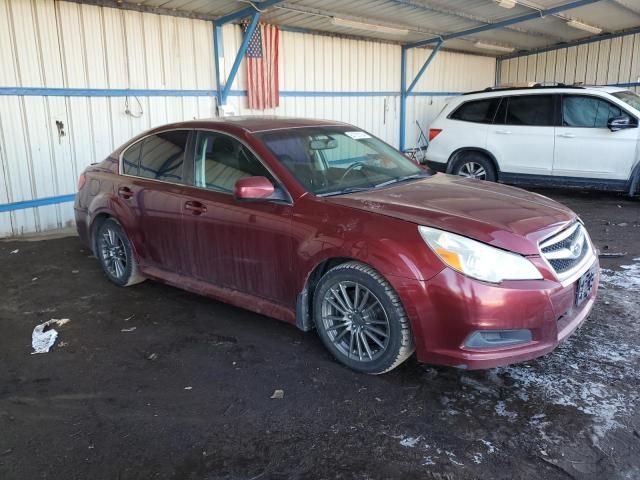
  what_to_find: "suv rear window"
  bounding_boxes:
[499,95,555,126]
[450,98,499,123]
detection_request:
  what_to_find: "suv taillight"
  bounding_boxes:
[428,129,442,142]
[77,173,86,191]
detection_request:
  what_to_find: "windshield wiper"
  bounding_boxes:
[374,172,429,188]
[317,186,374,197]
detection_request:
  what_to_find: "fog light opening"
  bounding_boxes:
[464,329,532,349]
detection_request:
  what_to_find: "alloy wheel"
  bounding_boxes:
[99,226,128,280]
[320,281,390,362]
[458,161,487,180]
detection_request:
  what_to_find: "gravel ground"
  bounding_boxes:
[0,188,638,480]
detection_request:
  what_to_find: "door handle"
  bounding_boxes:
[557,133,576,138]
[495,129,512,134]
[184,201,207,215]
[117,186,133,199]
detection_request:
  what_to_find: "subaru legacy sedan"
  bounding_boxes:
[75,117,599,374]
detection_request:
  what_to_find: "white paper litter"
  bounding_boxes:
[10,249,19,254]
[270,389,284,399]
[31,319,69,354]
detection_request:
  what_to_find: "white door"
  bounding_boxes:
[486,94,556,176]
[554,95,639,181]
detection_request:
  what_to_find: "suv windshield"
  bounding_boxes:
[612,90,640,111]
[258,127,427,196]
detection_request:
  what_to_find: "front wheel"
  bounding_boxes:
[96,219,145,287]
[313,262,414,374]
[451,153,497,182]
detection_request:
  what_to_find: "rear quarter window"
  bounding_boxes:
[122,140,143,176]
[449,98,500,123]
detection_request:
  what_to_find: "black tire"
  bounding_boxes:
[96,218,145,287]
[451,152,497,182]
[313,261,414,374]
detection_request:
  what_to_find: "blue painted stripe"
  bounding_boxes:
[0,87,465,98]
[0,87,216,97]
[0,194,76,213]
[408,91,461,97]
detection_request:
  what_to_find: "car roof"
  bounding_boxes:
[460,85,628,100]
[151,116,350,134]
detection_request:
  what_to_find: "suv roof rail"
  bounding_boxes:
[463,83,585,95]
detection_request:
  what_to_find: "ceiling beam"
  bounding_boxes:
[405,0,605,49]
[216,0,285,25]
[391,0,565,42]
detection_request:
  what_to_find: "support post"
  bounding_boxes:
[399,46,407,152]
[213,23,223,106]
[400,41,443,152]
[220,11,260,105]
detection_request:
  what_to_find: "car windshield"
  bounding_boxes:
[612,90,640,111]
[258,127,428,196]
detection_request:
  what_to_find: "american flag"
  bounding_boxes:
[244,22,280,110]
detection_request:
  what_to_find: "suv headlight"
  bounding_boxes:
[418,226,542,283]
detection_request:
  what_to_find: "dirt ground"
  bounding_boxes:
[1,188,639,480]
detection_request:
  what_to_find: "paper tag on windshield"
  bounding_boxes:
[345,131,371,140]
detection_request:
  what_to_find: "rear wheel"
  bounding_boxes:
[96,219,145,287]
[313,261,414,374]
[452,152,497,182]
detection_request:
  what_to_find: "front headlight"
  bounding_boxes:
[418,226,543,283]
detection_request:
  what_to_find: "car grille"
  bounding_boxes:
[540,223,591,277]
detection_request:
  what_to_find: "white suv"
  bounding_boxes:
[424,85,640,196]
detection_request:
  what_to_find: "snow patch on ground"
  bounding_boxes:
[600,258,640,290]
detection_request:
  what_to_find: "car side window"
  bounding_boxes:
[504,95,555,126]
[562,95,623,128]
[450,98,500,123]
[138,130,189,183]
[122,140,143,176]
[194,131,274,193]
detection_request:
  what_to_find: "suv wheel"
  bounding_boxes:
[452,153,497,182]
[313,261,414,374]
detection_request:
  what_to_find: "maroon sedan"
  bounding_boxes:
[75,117,599,374]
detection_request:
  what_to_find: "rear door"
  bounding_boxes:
[486,94,557,175]
[553,94,639,180]
[119,129,193,274]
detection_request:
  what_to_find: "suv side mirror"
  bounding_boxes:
[607,115,637,132]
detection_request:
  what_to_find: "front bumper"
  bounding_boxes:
[390,256,599,369]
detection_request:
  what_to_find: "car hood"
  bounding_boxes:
[325,173,576,255]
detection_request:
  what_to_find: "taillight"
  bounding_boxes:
[77,173,86,191]
[428,129,442,142]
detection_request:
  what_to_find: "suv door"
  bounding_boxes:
[486,94,557,175]
[180,130,293,305]
[554,94,639,180]
[119,129,193,274]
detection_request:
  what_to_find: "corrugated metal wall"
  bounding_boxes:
[498,33,640,93]
[0,0,216,236]
[0,0,495,237]
[405,47,496,147]
[219,25,496,150]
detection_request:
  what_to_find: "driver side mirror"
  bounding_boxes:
[608,115,637,132]
[234,176,287,202]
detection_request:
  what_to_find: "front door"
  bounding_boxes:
[553,94,639,180]
[181,130,293,305]
[486,94,556,176]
